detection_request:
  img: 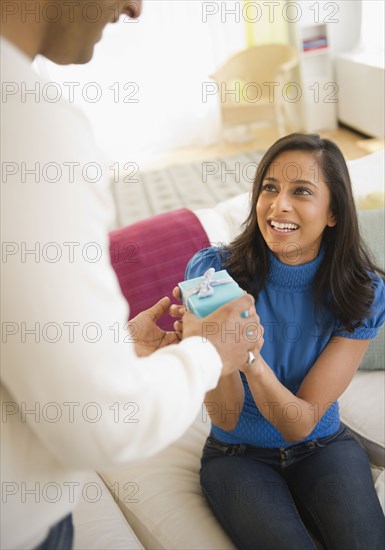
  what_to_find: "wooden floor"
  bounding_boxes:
[148,124,384,170]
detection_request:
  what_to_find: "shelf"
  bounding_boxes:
[302,47,330,57]
[287,16,337,133]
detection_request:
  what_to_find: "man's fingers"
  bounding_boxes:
[147,296,171,320]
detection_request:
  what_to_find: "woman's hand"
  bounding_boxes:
[128,297,180,357]
[238,351,265,376]
[169,286,186,339]
[169,286,264,376]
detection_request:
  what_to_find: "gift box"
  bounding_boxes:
[178,267,247,318]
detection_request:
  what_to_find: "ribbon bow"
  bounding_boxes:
[184,268,233,308]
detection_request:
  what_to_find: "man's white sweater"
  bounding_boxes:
[0,37,221,550]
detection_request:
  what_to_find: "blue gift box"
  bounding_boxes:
[178,268,246,318]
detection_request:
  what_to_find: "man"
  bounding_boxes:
[0,1,260,548]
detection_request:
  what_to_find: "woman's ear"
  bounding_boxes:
[327,211,337,227]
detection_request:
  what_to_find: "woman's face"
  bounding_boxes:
[256,150,336,265]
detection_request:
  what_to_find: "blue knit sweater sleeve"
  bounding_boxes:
[333,275,385,339]
[185,247,225,280]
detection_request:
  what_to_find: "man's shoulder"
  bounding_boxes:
[1,37,93,145]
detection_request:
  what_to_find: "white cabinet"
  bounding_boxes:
[288,22,338,133]
[336,52,385,138]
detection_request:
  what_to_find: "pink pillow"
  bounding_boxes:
[109,209,209,331]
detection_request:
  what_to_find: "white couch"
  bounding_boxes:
[73,150,385,550]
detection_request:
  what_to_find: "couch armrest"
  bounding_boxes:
[339,371,385,468]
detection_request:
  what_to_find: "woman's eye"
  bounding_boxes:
[294,187,312,196]
[262,184,277,192]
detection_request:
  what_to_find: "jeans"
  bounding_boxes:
[200,425,385,550]
[34,514,73,550]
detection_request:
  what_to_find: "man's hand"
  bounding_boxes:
[170,287,264,376]
[129,297,180,357]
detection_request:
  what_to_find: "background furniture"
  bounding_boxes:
[286,0,363,134]
[210,44,298,138]
[288,21,337,132]
[73,150,384,549]
[335,51,385,138]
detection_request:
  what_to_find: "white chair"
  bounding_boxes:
[211,44,298,140]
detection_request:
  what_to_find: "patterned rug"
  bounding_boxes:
[111,150,264,228]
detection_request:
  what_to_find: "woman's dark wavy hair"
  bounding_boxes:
[223,133,385,331]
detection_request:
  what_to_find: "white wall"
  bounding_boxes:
[327,1,362,56]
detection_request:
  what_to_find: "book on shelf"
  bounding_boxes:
[302,36,328,51]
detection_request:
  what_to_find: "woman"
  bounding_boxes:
[182,134,385,549]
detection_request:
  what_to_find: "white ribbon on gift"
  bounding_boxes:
[184,267,233,310]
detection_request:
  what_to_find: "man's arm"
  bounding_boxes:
[2,81,260,467]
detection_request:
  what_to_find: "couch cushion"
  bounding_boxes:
[109,208,209,331]
[339,370,385,467]
[100,409,236,550]
[73,472,144,550]
[357,209,385,370]
[194,192,250,245]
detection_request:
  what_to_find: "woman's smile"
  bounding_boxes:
[267,219,300,234]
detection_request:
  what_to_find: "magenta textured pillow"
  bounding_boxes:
[109,209,209,331]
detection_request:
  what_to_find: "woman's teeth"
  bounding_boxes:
[270,221,299,232]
